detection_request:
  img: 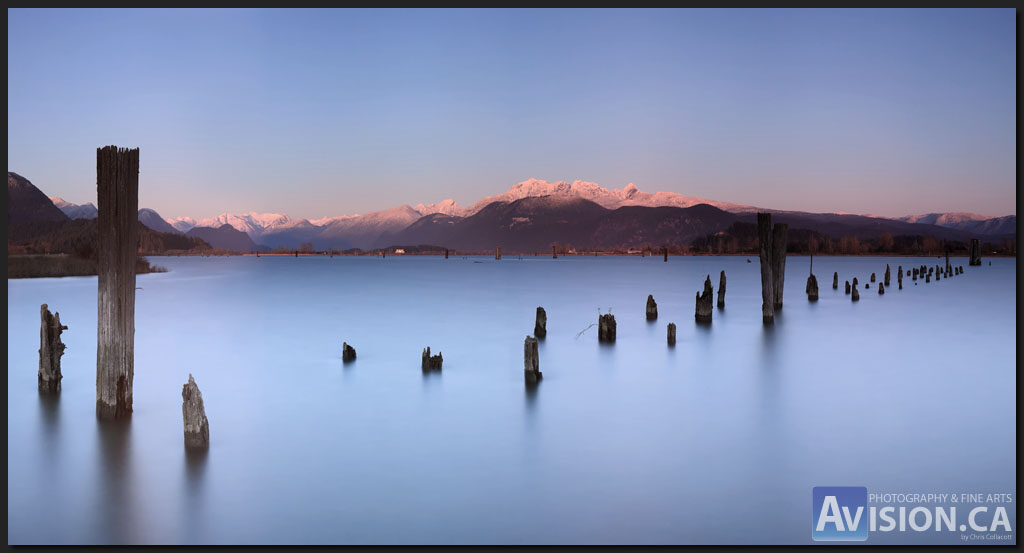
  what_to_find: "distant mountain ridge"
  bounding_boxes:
[11,172,1016,253]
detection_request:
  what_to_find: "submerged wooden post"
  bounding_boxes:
[444,248,449,259]
[495,246,501,260]
[694,275,713,323]
[845,280,851,294]
[598,314,616,343]
[39,304,68,393]
[870,272,876,283]
[182,374,209,450]
[717,270,726,308]
[534,307,547,339]
[851,286,860,302]
[832,272,838,290]
[663,246,668,262]
[552,245,557,259]
[667,323,676,346]
[969,239,981,266]
[884,264,891,287]
[96,146,139,419]
[852,277,858,289]
[524,336,541,383]
[421,347,443,371]
[878,283,885,295]
[646,295,658,320]
[898,266,903,289]
[342,342,356,363]
[757,213,774,324]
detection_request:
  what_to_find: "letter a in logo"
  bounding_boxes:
[812,486,868,541]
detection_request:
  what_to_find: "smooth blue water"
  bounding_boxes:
[7,255,1017,544]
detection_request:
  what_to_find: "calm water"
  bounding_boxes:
[7,255,1017,545]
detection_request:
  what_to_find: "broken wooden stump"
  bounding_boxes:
[717,270,726,308]
[182,374,209,450]
[663,247,668,262]
[969,239,981,266]
[667,323,676,347]
[96,146,139,419]
[884,265,891,287]
[534,307,547,339]
[552,246,557,259]
[421,347,443,371]
[694,275,714,324]
[845,280,851,294]
[806,274,818,301]
[870,272,876,283]
[524,336,541,383]
[832,272,838,290]
[342,342,356,363]
[878,283,885,295]
[598,314,617,343]
[851,286,860,302]
[39,304,68,393]
[852,277,859,289]
[646,295,658,321]
[898,266,903,289]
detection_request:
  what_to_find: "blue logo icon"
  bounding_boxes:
[812,486,868,541]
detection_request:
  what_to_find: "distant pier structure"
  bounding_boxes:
[96,146,139,419]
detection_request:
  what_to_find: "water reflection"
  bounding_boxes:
[95,419,134,544]
[182,448,209,543]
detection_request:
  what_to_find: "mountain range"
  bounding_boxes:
[20,174,1018,252]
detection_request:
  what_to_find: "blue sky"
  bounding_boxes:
[7,8,1016,219]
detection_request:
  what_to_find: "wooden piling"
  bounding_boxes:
[717,270,726,308]
[969,239,981,266]
[870,273,876,283]
[695,275,714,323]
[833,272,838,290]
[182,374,209,450]
[495,246,501,260]
[806,274,818,301]
[878,283,884,295]
[342,342,356,363]
[845,280,851,294]
[96,146,138,419]
[667,323,676,347]
[534,307,547,339]
[552,245,557,259]
[39,304,68,393]
[598,314,616,343]
[852,286,860,302]
[421,347,443,371]
[524,336,541,383]
[646,295,658,321]
[884,265,891,288]
[663,246,668,262]
[757,213,774,324]
[770,223,788,310]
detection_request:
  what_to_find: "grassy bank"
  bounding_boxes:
[7,255,167,279]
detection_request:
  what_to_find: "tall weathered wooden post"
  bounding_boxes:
[524,336,541,384]
[717,270,726,308]
[96,146,138,419]
[969,239,981,266]
[695,275,714,323]
[663,246,668,262]
[884,265,891,288]
[757,213,774,324]
[646,295,658,320]
[39,304,68,393]
[832,272,838,289]
[771,222,787,309]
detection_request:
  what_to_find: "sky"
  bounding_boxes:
[7,8,1017,220]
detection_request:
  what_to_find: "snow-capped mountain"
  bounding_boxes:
[167,216,198,233]
[895,212,1017,236]
[462,179,756,215]
[414,198,465,217]
[49,196,98,220]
